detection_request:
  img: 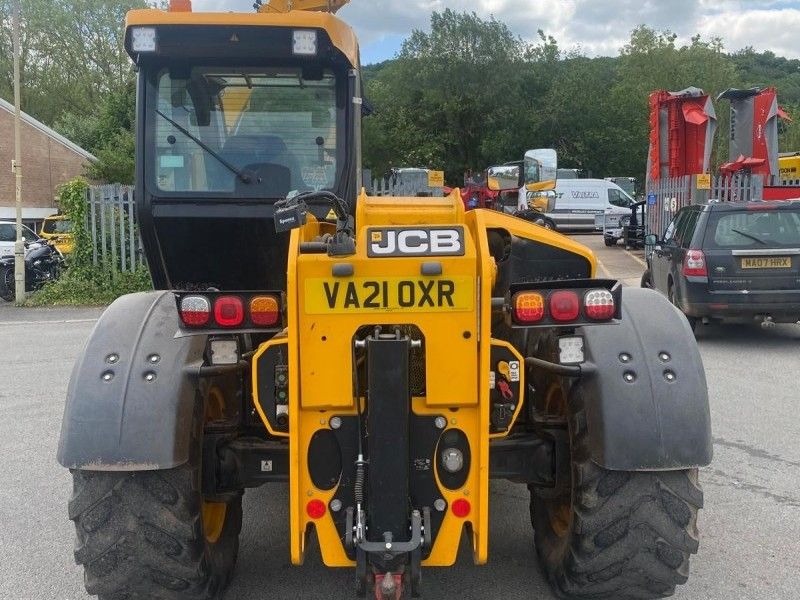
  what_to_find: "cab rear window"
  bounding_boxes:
[707,210,800,248]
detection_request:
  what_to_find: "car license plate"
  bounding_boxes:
[304,277,474,314]
[740,256,792,269]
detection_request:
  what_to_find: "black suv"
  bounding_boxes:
[642,201,800,329]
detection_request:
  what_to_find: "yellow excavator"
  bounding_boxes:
[57,1,712,598]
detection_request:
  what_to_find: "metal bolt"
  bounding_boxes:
[307,490,313,497]
[623,371,636,383]
[144,372,156,382]
[106,353,119,364]
[101,371,114,382]
[329,416,342,430]
[385,542,392,550]
[330,499,342,512]
[148,354,160,364]
[450,418,457,425]
[619,352,631,363]
[434,416,447,429]
[434,499,446,512]
[664,370,676,382]
[463,489,470,496]
[659,352,671,362]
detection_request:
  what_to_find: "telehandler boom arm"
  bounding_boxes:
[261,0,350,13]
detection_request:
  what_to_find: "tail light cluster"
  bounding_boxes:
[682,250,708,277]
[509,279,621,327]
[175,292,282,330]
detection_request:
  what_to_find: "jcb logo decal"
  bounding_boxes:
[367,227,465,257]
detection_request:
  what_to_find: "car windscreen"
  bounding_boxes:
[42,219,73,234]
[706,209,800,249]
[149,67,340,199]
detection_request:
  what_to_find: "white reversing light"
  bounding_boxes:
[131,27,157,52]
[293,29,318,55]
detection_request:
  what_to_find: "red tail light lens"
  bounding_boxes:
[214,296,244,328]
[549,290,580,322]
[306,499,326,520]
[179,295,211,327]
[584,289,615,321]
[250,295,280,326]
[451,498,471,518]
[513,292,545,323]
[682,250,708,277]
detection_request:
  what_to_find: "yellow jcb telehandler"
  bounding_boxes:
[58,1,712,598]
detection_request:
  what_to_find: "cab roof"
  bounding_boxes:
[125,8,360,67]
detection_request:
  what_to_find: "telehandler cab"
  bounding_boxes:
[58,1,712,598]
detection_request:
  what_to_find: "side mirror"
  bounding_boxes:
[529,190,556,213]
[644,234,658,246]
[487,164,522,192]
[524,149,557,192]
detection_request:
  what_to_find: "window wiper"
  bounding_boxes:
[155,109,253,184]
[731,228,767,245]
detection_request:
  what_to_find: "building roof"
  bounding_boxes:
[0,97,97,162]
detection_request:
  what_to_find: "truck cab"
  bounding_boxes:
[126,8,362,291]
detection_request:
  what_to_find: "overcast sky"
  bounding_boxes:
[192,0,800,64]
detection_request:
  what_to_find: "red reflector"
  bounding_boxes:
[306,499,326,520]
[549,291,580,322]
[513,292,545,323]
[250,295,280,326]
[451,498,471,518]
[179,295,210,327]
[682,250,708,277]
[584,289,615,321]
[214,296,244,328]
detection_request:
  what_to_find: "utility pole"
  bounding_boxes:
[12,0,25,304]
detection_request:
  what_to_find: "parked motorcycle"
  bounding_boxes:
[0,238,64,301]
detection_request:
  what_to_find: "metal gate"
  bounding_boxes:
[86,184,142,273]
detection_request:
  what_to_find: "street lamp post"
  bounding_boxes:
[12,0,25,304]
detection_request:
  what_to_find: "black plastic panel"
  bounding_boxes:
[308,429,342,491]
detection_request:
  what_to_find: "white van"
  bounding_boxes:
[540,179,634,231]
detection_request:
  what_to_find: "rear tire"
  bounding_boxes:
[68,406,242,600]
[640,269,653,289]
[604,237,616,247]
[668,284,698,332]
[530,383,703,600]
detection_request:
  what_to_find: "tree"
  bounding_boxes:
[363,9,534,181]
[0,0,144,126]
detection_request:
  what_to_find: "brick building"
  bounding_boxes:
[0,97,96,227]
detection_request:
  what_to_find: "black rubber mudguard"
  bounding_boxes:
[575,288,712,471]
[57,291,206,471]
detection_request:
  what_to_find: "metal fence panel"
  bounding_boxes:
[86,185,141,274]
[646,174,762,238]
[371,172,444,197]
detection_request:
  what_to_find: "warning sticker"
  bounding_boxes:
[508,361,520,382]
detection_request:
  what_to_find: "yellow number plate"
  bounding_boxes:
[740,256,791,269]
[304,277,474,314]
